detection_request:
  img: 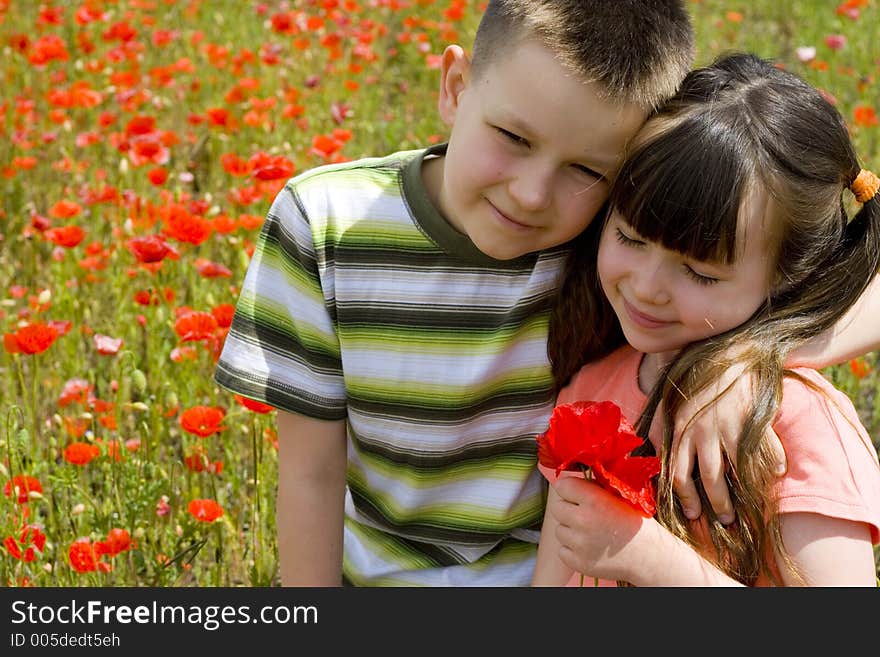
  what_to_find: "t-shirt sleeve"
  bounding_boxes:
[772,370,880,543]
[213,180,346,420]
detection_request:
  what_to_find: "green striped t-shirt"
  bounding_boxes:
[214,144,569,585]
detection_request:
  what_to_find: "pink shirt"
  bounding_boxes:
[542,346,880,586]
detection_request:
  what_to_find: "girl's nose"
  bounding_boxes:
[630,255,671,305]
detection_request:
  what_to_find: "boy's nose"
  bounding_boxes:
[507,168,553,212]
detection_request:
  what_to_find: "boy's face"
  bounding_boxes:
[429,39,648,261]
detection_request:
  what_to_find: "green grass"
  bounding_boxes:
[0,0,878,586]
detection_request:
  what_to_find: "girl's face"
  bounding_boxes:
[597,187,777,360]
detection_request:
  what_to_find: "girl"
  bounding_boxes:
[534,52,880,586]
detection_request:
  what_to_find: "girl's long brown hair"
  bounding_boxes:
[548,53,880,584]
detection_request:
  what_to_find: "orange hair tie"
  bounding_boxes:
[850,169,879,203]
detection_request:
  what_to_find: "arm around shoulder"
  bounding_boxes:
[276,410,348,586]
[789,272,880,368]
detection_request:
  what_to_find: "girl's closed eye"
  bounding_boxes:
[614,227,644,247]
[682,265,719,286]
[615,227,720,286]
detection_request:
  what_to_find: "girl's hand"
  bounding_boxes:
[549,476,656,583]
[670,363,787,524]
[551,476,748,587]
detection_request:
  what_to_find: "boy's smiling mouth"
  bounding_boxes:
[486,199,537,231]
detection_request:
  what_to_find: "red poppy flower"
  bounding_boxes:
[48,200,83,219]
[29,34,69,65]
[5,322,59,354]
[44,225,86,248]
[147,167,168,185]
[537,401,644,476]
[174,310,218,342]
[68,538,111,573]
[536,401,660,518]
[124,114,156,136]
[21,524,47,553]
[126,234,178,263]
[220,152,253,176]
[58,377,94,407]
[95,528,134,557]
[183,446,224,474]
[594,454,662,517]
[311,133,345,159]
[3,536,24,560]
[205,107,235,129]
[3,475,43,504]
[5,524,47,562]
[194,258,232,278]
[853,105,878,128]
[3,333,19,354]
[128,135,169,167]
[211,304,236,328]
[133,289,158,306]
[63,442,101,466]
[238,213,264,230]
[162,205,212,245]
[850,358,871,379]
[179,405,225,437]
[184,451,206,472]
[188,498,224,522]
[235,394,274,414]
[251,155,295,181]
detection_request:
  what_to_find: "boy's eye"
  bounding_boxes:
[683,266,719,286]
[614,227,643,247]
[495,126,528,146]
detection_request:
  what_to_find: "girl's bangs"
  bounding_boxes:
[610,116,751,265]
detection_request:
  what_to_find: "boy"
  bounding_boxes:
[214,0,697,586]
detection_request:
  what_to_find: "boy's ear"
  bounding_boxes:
[437,45,471,125]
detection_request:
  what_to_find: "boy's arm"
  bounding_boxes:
[668,369,786,525]
[276,410,348,586]
[787,273,880,368]
[672,273,880,521]
[532,485,576,586]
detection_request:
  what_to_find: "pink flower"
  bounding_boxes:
[93,334,123,355]
[824,34,846,50]
[795,46,816,63]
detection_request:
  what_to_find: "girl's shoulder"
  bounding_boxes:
[775,367,870,442]
[773,368,880,541]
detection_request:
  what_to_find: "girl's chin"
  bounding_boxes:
[623,334,683,363]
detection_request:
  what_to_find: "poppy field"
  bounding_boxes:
[1,1,878,587]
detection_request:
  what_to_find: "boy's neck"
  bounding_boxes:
[420,153,450,227]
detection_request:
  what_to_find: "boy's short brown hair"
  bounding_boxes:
[471,0,695,110]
